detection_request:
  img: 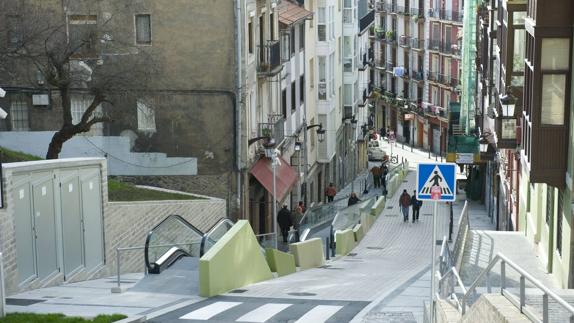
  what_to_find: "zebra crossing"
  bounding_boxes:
[148,296,368,323]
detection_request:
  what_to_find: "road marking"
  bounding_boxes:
[236,303,292,322]
[179,301,241,320]
[294,305,343,323]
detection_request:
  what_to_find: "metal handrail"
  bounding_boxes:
[460,253,574,322]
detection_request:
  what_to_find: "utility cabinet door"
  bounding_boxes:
[60,172,84,277]
[13,180,36,283]
[81,172,104,270]
[432,127,441,155]
[31,176,58,279]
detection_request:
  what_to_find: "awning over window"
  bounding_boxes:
[278,0,313,26]
[250,156,298,202]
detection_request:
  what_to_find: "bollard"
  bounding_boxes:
[325,237,330,260]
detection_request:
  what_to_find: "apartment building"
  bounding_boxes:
[477,0,574,288]
[373,0,460,156]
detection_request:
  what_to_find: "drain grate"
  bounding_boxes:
[365,311,416,322]
[385,214,399,217]
[42,296,57,299]
[288,292,317,296]
[386,206,394,209]
[403,180,409,183]
[366,246,384,250]
[423,213,433,216]
[348,252,358,257]
[229,289,248,294]
[6,298,46,306]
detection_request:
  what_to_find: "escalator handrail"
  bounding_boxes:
[144,214,204,273]
[200,218,235,257]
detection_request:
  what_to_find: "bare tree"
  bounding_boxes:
[0,1,156,159]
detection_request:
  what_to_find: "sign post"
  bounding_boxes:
[416,163,457,323]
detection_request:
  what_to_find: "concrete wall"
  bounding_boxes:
[0,132,197,176]
[461,294,530,323]
[0,158,225,295]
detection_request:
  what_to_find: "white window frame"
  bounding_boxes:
[10,95,29,131]
[134,14,152,45]
[137,100,156,132]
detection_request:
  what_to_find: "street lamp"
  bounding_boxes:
[262,138,279,249]
[298,123,325,205]
[342,115,357,193]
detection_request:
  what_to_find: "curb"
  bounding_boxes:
[114,315,146,323]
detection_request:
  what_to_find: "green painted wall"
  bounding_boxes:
[199,220,272,297]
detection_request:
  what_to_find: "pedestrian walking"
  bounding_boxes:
[381,165,388,194]
[292,203,304,242]
[371,165,381,188]
[399,190,411,222]
[411,190,423,223]
[277,205,292,243]
[325,183,337,202]
[348,192,361,206]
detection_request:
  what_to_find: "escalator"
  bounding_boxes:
[144,215,204,274]
[144,215,235,275]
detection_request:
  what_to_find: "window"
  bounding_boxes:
[344,84,353,106]
[69,15,97,56]
[290,27,296,56]
[309,57,315,88]
[281,89,287,118]
[546,186,554,225]
[71,95,103,131]
[7,15,23,48]
[10,95,29,131]
[310,117,316,150]
[318,7,326,41]
[541,39,569,70]
[135,14,151,45]
[329,53,335,96]
[318,56,327,100]
[270,12,275,40]
[291,81,296,111]
[329,6,335,40]
[541,74,566,125]
[299,24,305,51]
[557,190,563,255]
[502,119,516,139]
[137,100,156,132]
[281,32,290,61]
[300,75,305,104]
[513,30,525,73]
[248,19,254,54]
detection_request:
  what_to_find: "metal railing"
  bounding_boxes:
[452,201,469,269]
[460,253,574,322]
[257,40,282,76]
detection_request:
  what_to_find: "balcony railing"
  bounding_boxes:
[440,9,464,23]
[428,8,440,19]
[385,2,397,13]
[450,77,460,88]
[396,5,410,15]
[411,37,424,50]
[257,40,282,76]
[427,71,439,82]
[411,70,424,81]
[258,118,285,145]
[387,61,394,71]
[428,39,441,51]
[399,35,411,47]
[376,2,385,12]
[410,7,424,17]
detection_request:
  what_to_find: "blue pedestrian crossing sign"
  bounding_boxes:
[416,163,457,201]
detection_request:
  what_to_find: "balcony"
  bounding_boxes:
[375,2,386,12]
[258,117,285,145]
[410,7,424,18]
[428,8,440,19]
[411,70,424,81]
[383,31,396,44]
[399,35,411,47]
[396,5,410,16]
[374,28,386,41]
[411,37,424,50]
[427,39,441,51]
[385,2,397,13]
[427,71,439,83]
[386,61,394,71]
[257,40,282,77]
[439,9,464,23]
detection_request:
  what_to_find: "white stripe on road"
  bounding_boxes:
[236,303,292,322]
[179,301,242,320]
[294,305,343,323]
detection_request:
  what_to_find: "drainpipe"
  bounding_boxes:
[235,0,244,218]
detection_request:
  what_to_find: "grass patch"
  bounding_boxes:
[1,147,43,163]
[0,313,126,323]
[108,179,201,202]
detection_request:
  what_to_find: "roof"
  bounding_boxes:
[278,0,313,26]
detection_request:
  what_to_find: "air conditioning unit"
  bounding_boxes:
[32,94,50,106]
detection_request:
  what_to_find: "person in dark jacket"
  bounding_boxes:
[277,205,292,243]
[348,192,361,206]
[411,190,423,223]
[399,190,411,222]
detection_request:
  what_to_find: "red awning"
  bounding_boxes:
[278,0,314,25]
[250,156,298,202]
